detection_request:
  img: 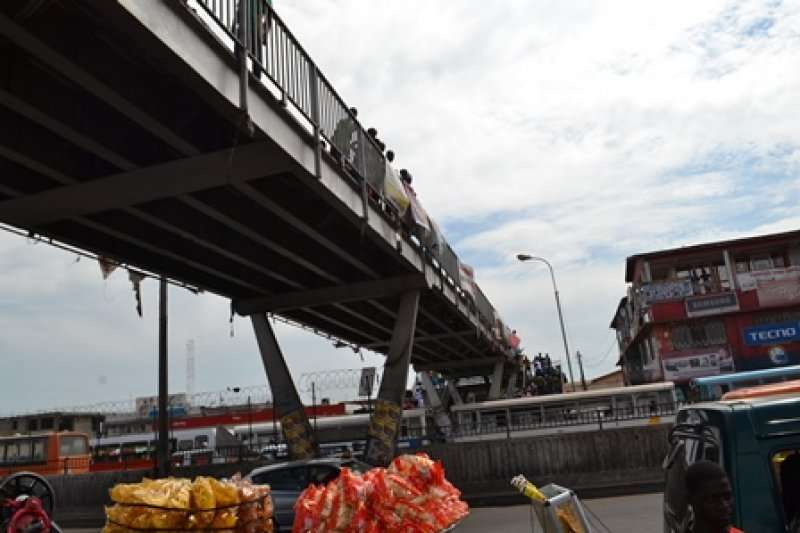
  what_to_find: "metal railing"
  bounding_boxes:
[188,1,509,343]
[453,402,680,439]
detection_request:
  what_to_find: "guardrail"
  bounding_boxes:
[452,402,679,439]
[188,0,508,342]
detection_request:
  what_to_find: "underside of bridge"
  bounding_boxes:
[0,0,518,463]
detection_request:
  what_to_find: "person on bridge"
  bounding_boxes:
[686,461,743,533]
[331,107,358,163]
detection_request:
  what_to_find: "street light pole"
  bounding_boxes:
[516,254,576,392]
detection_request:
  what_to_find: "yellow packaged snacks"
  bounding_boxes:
[102,474,272,532]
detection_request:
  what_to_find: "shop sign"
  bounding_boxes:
[661,347,735,381]
[738,266,800,307]
[743,321,800,347]
[685,292,739,317]
[640,280,694,304]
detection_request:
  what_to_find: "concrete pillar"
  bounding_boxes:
[418,371,451,436]
[505,368,519,397]
[364,290,420,466]
[447,380,464,406]
[723,249,737,290]
[251,314,318,460]
[487,360,505,400]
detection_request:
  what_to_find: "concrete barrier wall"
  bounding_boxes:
[51,425,670,526]
[425,425,670,498]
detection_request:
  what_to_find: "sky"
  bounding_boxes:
[2,0,800,413]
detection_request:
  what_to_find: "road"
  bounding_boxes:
[65,492,662,532]
[457,493,662,533]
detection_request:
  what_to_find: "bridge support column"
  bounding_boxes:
[417,371,451,437]
[506,369,519,397]
[487,360,505,400]
[447,379,464,406]
[251,314,319,460]
[364,290,420,466]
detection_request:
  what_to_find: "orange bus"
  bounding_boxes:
[0,432,91,476]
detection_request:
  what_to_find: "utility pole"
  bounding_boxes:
[157,277,169,477]
[577,350,588,391]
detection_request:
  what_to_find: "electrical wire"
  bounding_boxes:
[581,332,618,368]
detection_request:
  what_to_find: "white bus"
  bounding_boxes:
[450,382,677,442]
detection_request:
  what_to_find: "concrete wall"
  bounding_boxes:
[426,425,670,500]
[51,425,670,526]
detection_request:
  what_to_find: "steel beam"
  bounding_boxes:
[251,314,318,460]
[447,380,464,406]
[234,275,427,315]
[364,330,474,349]
[487,360,505,400]
[417,371,451,436]
[414,356,505,373]
[0,142,290,228]
[364,290,420,466]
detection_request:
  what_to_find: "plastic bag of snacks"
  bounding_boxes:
[293,453,468,533]
[102,473,273,532]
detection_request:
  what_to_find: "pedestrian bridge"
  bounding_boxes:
[0,0,518,464]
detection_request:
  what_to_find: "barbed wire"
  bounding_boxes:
[297,368,381,393]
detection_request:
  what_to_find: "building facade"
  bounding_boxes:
[610,230,800,396]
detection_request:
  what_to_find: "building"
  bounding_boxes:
[0,412,103,437]
[610,229,800,396]
[587,369,625,390]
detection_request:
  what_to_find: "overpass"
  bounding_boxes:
[0,0,520,465]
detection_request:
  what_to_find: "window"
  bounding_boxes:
[59,435,89,457]
[40,418,54,431]
[27,419,38,432]
[58,417,74,432]
[32,439,46,462]
[11,420,18,431]
[252,467,308,491]
[671,321,727,350]
[178,439,194,451]
[195,435,209,449]
[772,450,800,529]
[308,465,339,485]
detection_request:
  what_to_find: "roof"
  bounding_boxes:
[609,297,627,328]
[624,228,800,282]
[689,394,800,438]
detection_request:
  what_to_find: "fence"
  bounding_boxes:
[188,0,505,336]
[453,402,679,439]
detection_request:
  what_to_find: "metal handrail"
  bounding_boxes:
[187,1,511,346]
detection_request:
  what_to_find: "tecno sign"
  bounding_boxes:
[743,321,800,347]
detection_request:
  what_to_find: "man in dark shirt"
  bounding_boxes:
[686,461,742,533]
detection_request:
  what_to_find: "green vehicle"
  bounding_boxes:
[663,394,800,532]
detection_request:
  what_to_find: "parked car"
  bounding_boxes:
[663,392,800,532]
[246,457,371,532]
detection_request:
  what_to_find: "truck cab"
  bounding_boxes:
[663,394,800,532]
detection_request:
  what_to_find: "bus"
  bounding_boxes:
[690,365,800,401]
[0,432,91,476]
[450,382,677,442]
[90,426,236,471]
[231,408,431,458]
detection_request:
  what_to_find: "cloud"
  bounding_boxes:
[2,0,800,411]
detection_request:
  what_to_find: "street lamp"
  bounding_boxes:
[516,254,576,392]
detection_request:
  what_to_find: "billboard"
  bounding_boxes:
[738,266,800,307]
[640,280,693,304]
[136,393,189,418]
[685,292,739,317]
[743,321,800,347]
[661,347,735,382]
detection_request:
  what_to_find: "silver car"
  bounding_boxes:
[245,457,371,532]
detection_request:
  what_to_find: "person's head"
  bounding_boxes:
[367,127,377,138]
[386,150,395,162]
[400,169,412,184]
[349,107,358,117]
[686,461,733,531]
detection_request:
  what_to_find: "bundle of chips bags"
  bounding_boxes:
[293,453,468,533]
[102,474,273,532]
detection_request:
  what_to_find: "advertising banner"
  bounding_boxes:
[661,347,735,381]
[136,393,188,418]
[640,280,694,304]
[737,266,800,307]
[685,292,739,317]
[743,321,800,347]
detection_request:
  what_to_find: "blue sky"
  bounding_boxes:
[1,0,800,412]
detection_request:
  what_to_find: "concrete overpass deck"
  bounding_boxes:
[0,0,518,463]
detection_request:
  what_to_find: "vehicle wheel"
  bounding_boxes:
[0,471,56,517]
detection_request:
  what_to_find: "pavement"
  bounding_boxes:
[65,492,662,533]
[457,492,663,533]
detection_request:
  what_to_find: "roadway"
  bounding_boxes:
[64,492,662,533]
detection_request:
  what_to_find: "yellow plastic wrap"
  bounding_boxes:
[104,475,272,532]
